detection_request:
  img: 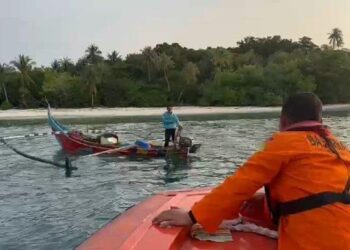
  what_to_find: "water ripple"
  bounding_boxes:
[0,115,349,249]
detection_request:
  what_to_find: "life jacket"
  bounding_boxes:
[265,123,350,225]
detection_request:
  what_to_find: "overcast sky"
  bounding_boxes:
[1,0,349,66]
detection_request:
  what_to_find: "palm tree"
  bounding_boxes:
[182,62,200,85]
[178,62,200,103]
[10,55,36,106]
[107,50,121,64]
[153,52,174,92]
[60,57,74,72]
[82,64,105,108]
[0,64,9,103]
[83,66,97,108]
[141,46,155,82]
[85,44,103,64]
[209,48,232,71]
[328,28,344,49]
[51,59,61,71]
[75,57,88,72]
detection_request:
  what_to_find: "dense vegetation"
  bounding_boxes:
[0,28,348,109]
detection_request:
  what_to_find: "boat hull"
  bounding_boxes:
[48,107,194,157]
[76,188,277,250]
[54,132,159,156]
[54,132,190,157]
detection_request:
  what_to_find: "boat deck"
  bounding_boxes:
[76,188,277,250]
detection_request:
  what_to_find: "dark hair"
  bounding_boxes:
[281,92,322,123]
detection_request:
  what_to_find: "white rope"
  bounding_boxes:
[221,217,278,239]
[191,217,278,242]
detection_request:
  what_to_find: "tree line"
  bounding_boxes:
[0,28,348,109]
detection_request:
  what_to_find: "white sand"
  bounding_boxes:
[0,104,349,121]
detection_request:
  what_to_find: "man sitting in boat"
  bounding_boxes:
[162,106,182,147]
[153,92,350,250]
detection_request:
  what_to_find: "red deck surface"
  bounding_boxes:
[77,188,277,250]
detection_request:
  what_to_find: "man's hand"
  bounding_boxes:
[152,207,193,228]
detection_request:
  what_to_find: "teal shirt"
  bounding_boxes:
[162,112,180,129]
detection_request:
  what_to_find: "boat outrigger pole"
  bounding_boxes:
[0,138,77,177]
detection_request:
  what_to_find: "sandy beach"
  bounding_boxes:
[0,104,349,121]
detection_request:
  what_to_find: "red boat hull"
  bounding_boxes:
[54,132,188,158]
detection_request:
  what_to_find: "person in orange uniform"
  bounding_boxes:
[153,92,350,250]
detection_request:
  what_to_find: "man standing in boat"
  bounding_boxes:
[154,93,350,250]
[162,106,182,147]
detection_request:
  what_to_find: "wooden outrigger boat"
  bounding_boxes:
[48,107,201,157]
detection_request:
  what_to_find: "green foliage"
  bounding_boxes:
[141,46,156,83]
[264,54,316,98]
[151,52,175,94]
[85,44,104,64]
[200,83,241,106]
[42,71,88,107]
[235,36,298,58]
[107,51,122,64]
[2,30,350,108]
[130,87,168,107]
[0,100,13,110]
[304,50,350,103]
[328,28,344,49]
[100,77,138,106]
[209,47,233,71]
[10,55,36,107]
[298,37,318,51]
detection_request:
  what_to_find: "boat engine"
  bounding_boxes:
[179,136,192,148]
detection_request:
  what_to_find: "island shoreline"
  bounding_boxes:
[0,104,348,124]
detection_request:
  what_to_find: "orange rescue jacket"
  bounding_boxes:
[191,125,350,250]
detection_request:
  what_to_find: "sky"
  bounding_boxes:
[1,0,349,66]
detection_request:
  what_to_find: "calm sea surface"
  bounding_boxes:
[1,112,349,249]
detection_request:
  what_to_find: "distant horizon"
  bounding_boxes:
[1,0,349,66]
